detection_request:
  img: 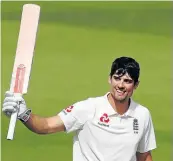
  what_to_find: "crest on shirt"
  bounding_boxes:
[98,113,110,127]
[133,118,139,134]
[64,105,74,114]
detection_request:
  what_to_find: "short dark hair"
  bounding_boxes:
[110,57,140,84]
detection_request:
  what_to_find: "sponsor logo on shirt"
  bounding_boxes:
[133,118,139,134]
[98,113,110,127]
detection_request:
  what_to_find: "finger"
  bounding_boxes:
[2,106,17,113]
[4,96,23,103]
[3,111,13,117]
[6,111,12,117]
[5,91,14,97]
[3,102,18,108]
[4,97,16,103]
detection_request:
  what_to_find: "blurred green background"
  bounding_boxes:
[1,1,172,161]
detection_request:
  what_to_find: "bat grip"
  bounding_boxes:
[7,102,20,140]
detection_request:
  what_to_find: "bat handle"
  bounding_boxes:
[7,101,20,140]
[7,112,18,140]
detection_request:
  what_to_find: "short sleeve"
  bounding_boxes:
[137,110,157,153]
[58,98,95,133]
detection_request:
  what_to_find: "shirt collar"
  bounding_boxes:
[104,92,136,118]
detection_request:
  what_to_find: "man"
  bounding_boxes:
[3,57,156,161]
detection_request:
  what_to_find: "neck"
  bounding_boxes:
[107,93,130,115]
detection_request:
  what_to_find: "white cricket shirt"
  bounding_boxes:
[58,93,156,161]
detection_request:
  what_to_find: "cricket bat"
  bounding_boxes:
[7,4,40,140]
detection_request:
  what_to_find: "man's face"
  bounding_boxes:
[108,73,139,102]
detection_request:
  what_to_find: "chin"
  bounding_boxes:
[114,95,129,102]
[115,98,126,103]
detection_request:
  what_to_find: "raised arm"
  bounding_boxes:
[136,151,153,161]
[2,91,65,135]
[24,114,65,134]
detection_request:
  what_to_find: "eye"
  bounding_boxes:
[113,76,121,81]
[124,79,133,84]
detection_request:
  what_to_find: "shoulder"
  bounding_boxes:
[132,100,152,120]
[69,94,107,115]
[74,94,106,107]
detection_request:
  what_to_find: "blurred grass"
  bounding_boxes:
[2,1,172,36]
[1,1,172,161]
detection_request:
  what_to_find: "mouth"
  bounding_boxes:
[116,89,126,95]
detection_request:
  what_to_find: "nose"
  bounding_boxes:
[117,80,124,88]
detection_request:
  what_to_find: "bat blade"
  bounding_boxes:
[7,4,40,140]
[10,4,40,94]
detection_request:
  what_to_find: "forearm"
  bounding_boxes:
[22,113,65,134]
[22,113,51,134]
[145,154,153,161]
[136,151,153,161]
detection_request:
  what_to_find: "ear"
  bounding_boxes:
[134,81,140,89]
[108,76,111,84]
